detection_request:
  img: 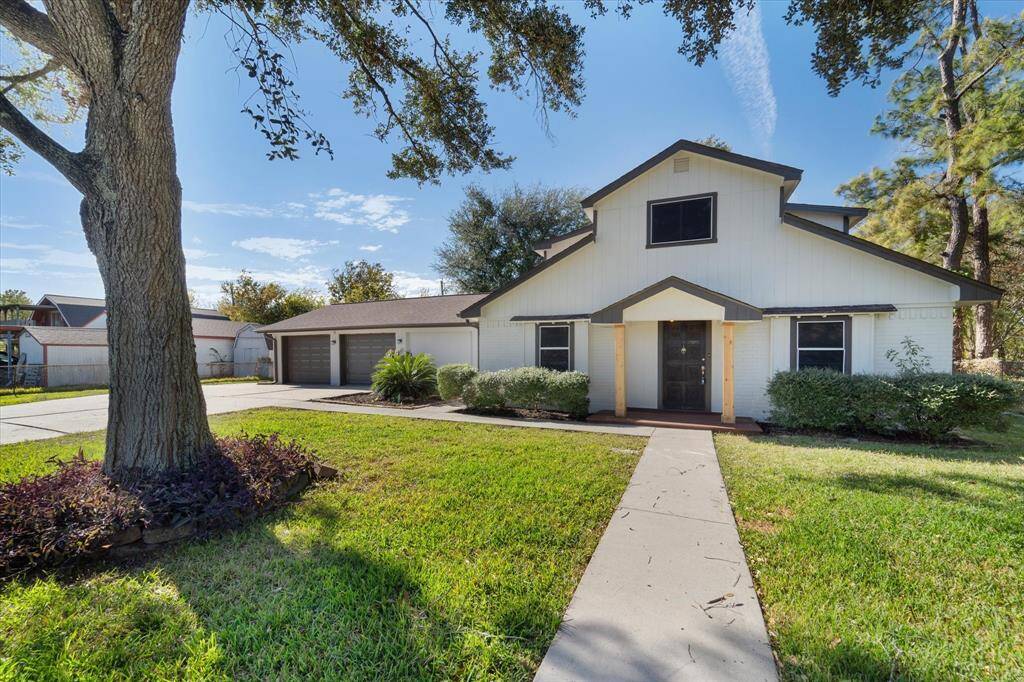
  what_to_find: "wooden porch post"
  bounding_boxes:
[614,323,626,417]
[722,322,735,424]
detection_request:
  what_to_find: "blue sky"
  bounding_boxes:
[2,2,1021,305]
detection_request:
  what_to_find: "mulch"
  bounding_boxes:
[317,392,447,410]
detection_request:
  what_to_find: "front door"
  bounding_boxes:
[662,321,707,411]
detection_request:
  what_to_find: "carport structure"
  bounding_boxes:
[259,294,486,385]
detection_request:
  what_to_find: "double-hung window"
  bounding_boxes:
[647,193,717,247]
[537,324,572,371]
[794,318,848,373]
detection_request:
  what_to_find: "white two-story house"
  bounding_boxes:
[260,139,1001,423]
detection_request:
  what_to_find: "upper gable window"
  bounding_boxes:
[647,192,717,248]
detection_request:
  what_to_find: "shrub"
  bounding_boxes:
[437,363,478,400]
[1,435,321,576]
[767,370,1020,440]
[463,367,590,419]
[371,351,437,402]
[462,370,508,411]
[766,369,859,431]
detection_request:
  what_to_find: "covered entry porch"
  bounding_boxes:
[590,276,763,425]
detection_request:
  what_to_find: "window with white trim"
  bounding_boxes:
[537,324,571,371]
[795,319,846,373]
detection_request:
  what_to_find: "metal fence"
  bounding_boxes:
[1,360,273,388]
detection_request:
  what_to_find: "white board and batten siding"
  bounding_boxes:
[476,152,961,419]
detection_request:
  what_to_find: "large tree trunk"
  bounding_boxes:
[971,199,995,358]
[937,0,970,364]
[42,0,213,479]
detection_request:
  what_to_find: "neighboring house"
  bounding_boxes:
[29,294,228,327]
[260,139,1001,422]
[17,318,270,386]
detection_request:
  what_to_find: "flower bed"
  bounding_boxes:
[1,434,336,577]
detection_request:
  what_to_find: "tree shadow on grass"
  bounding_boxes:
[742,430,1023,465]
[152,516,469,680]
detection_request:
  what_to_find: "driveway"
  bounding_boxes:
[1,383,653,444]
[0,383,356,443]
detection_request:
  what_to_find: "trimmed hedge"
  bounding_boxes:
[437,364,478,400]
[462,367,590,418]
[767,370,1020,440]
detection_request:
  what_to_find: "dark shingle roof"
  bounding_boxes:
[38,295,230,325]
[22,321,249,345]
[258,294,487,333]
[22,327,108,346]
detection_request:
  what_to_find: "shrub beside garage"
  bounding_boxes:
[767,369,1020,441]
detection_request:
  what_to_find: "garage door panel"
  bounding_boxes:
[344,333,395,384]
[284,335,330,384]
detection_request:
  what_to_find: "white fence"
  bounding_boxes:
[1,360,274,388]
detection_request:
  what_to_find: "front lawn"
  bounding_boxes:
[716,416,1024,680]
[0,377,264,407]
[0,409,644,679]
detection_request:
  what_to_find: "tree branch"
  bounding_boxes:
[0,0,68,61]
[0,91,89,192]
[0,58,59,94]
[954,35,1024,100]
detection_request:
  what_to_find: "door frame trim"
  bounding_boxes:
[657,320,711,412]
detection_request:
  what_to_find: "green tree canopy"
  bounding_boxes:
[327,261,399,304]
[435,184,591,293]
[217,271,323,324]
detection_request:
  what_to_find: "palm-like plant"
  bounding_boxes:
[371,351,438,402]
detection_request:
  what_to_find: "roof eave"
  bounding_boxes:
[581,139,803,208]
[458,233,597,318]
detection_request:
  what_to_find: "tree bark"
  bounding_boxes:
[971,199,994,357]
[937,0,970,364]
[1,0,214,480]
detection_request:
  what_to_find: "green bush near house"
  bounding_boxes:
[767,370,1020,440]
[370,351,437,402]
[436,363,477,400]
[463,367,590,418]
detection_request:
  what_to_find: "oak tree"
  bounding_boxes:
[327,261,399,304]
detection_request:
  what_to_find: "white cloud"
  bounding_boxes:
[313,189,411,233]
[359,244,383,252]
[392,271,441,297]
[183,201,275,218]
[187,263,327,289]
[0,243,96,269]
[183,247,214,260]
[1,216,47,230]
[232,236,338,261]
[720,4,777,155]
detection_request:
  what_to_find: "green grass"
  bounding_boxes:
[0,409,644,680]
[0,385,109,407]
[0,377,264,407]
[716,416,1024,681]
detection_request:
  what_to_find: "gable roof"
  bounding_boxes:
[782,213,1002,303]
[37,295,106,327]
[36,294,230,325]
[258,294,487,333]
[580,139,803,208]
[458,233,597,318]
[532,223,595,252]
[21,320,250,346]
[591,276,763,323]
[22,327,108,346]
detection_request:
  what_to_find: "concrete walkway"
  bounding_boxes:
[535,428,777,682]
[0,383,653,444]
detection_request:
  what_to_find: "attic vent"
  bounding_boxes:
[673,157,690,173]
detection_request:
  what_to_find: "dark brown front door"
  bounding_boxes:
[662,321,707,411]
